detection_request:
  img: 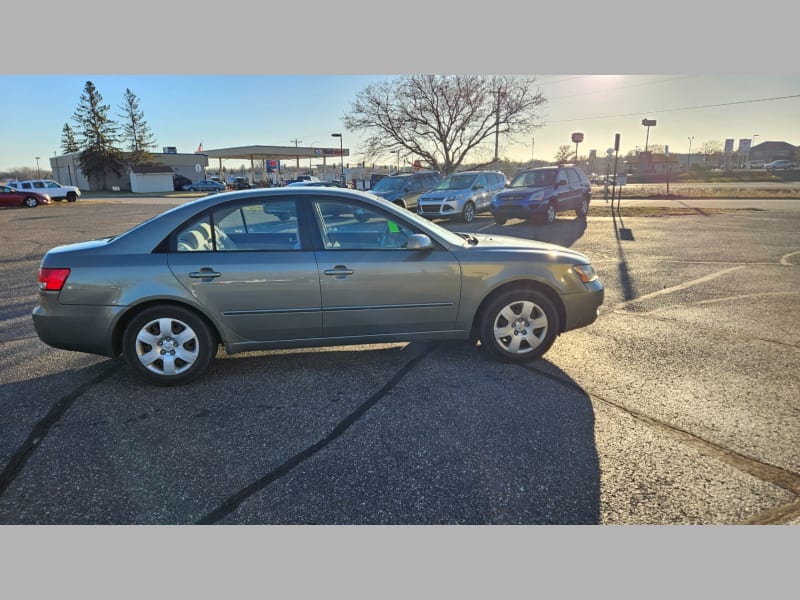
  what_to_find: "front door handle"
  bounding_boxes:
[189,269,222,279]
[324,266,355,277]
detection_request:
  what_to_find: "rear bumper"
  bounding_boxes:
[32,297,122,357]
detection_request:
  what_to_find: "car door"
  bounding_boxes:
[472,173,490,210]
[167,197,322,343]
[402,175,426,210]
[309,196,462,338]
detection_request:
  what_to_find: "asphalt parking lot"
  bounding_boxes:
[0,195,798,524]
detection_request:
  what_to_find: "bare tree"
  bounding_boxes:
[554,145,573,163]
[343,75,546,176]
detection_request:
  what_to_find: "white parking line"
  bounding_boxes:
[613,265,745,309]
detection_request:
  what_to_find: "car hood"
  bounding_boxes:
[461,233,590,261]
[371,190,402,200]
[420,189,466,200]
[497,185,549,196]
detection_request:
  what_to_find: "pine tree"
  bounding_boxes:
[72,80,124,189]
[61,123,80,154]
[119,88,157,164]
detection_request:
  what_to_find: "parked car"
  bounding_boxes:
[765,160,795,171]
[7,179,80,202]
[417,170,507,223]
[0,184,51,208]
[32,187,604,385]
[173,174,192,191]
[369,171,441,210]
[183,180,226,192]
[226,176,251,190]
[491,165,592,225]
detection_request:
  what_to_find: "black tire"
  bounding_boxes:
[543,202,557,224]
[66,192,78,202]
[23,196,39,208]
[462,201,476,223]
[122,305,217,386]
[576,196,589,218]
[494,216,506,226]
[479,288,559,363]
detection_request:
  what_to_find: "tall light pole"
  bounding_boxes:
[308,141,319,173]
[290,138,302,168]
[331,133,344,183]
[687,136,694,170]
[393,149,400,172]
[35,156,41,178]
[531,136,535,162]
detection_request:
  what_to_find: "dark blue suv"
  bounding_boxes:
[490,165,591,225]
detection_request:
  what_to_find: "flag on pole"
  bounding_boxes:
[196,142,203,153]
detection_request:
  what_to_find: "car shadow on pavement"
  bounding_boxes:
[0,341,600,525]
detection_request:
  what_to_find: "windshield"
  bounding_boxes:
[371,177,406,192]
[435,173,476,191]
[509,169,556,188]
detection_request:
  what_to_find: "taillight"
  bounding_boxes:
[38,268,71,291]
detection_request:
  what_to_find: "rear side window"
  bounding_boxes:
[567,169,581,184]
[22,183,32,189]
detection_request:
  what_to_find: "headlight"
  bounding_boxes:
[530,191,545,202]
[573,264,598,283]
[445,196,457,203]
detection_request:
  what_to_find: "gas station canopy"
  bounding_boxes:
[202,145,348,162]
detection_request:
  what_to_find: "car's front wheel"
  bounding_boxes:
[66,192,78,202]
[122,305,217,385]
[479,288,559,363]
[23,196,39,208]
[544,203,556,224]
[462,201,476,223]
[577,196,589,218]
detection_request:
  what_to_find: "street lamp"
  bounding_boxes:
[35,156,41,178]
[331,133,344,183]
[687,136,694,170]
[393,149,400,172]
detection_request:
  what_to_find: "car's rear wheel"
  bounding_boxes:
[23,196,39,208]
[494,216,506,226]
[479,288,559,363]
[462,201,476,223]
[122,305,217,386]
[66,192,78,202]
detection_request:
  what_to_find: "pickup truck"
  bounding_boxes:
[7,179,81,202]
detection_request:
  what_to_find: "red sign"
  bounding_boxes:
[571,132,584,143]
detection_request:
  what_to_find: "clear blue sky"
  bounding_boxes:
[1,74,798,174]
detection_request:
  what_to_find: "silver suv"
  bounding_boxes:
[8,179,81,202]
[418,170,507,223]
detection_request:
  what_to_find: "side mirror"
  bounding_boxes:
[557,179,568,187]
[406,233,434,250]
[473,183,484,190]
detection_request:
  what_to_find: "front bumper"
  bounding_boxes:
[490,201,548,220]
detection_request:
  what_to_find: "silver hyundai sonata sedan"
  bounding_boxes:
[33,188,604,385]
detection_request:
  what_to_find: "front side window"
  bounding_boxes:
[313,198,417,250]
